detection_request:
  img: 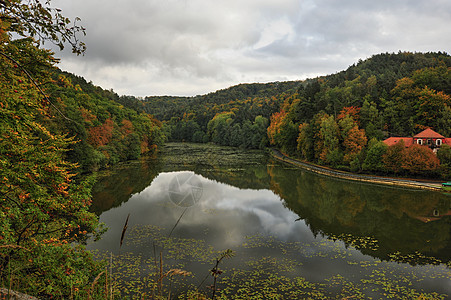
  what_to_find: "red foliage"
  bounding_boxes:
[80,108,96,123]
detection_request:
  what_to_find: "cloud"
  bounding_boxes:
[51,0,451,96]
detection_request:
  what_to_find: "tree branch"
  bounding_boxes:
[0,50,78,124]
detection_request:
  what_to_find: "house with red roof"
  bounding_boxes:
[383,129,451,153]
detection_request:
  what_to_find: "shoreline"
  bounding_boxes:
[270,149,443,191]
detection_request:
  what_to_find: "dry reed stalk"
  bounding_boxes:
[159,252,163,297]
[110,252,113,300]
[88,270,105,300]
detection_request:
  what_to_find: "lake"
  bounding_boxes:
[87,143,451,299]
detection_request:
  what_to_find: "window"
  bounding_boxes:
[436,139,442,146]
[417,139,423,145]
[427,139,432,145]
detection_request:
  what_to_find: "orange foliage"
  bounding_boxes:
[401,144,440,175]
[337,106,361,124]
[343,126,367,163]
[120,119,134,136]
[88,118,114,147]
[383,141,440,175]
[139,137,158,155]
[148,115,162,127]
[267,110,287,145]
[80,108,96,123]
[140,138,149,153]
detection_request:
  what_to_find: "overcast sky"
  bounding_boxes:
[50,0,451,97]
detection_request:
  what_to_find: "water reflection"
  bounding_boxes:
[90,143,451,266]
[88,144,451,298]
[266,162,451,263]
[91,171,316,254]
[90,158,162,214]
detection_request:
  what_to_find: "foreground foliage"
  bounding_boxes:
[0,1,107,298]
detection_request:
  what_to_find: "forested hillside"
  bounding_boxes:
[46,71,164,173]
[117,81,302,147]
[117,52,451,178]
[267,52,451,178]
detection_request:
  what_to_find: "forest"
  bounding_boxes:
[1,0,450,298]
[118,51,451,179]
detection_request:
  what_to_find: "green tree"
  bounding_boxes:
[297,123,314,160]
[437,144,451,179]
[251,115,269,149]
[360,97,383,140]
[363,139,388,173]
[319,115,340,164]
[207,112,234,145]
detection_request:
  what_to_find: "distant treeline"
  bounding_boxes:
[117,81,301,148]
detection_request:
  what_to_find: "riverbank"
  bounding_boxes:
[270,149,443,191]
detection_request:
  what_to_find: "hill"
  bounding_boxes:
[114,51,451,178]
[46,70,165,173]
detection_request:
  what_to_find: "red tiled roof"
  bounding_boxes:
[413,128,445,139]
[383,137,413,147]
[445,138,451,146]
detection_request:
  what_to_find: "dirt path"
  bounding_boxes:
[270,149,443,191]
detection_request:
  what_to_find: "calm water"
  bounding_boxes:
[88,143,451,299]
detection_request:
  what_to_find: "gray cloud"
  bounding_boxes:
[51,0,451,96]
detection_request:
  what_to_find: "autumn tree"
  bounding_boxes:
[337,106,360,124]
[267,110,298,154]
[401,144,440,176]
[0,0,86,54]
[382,140,406,174]
[267,110,287,147]
[338,114,367,165]
[343,126,367,165]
